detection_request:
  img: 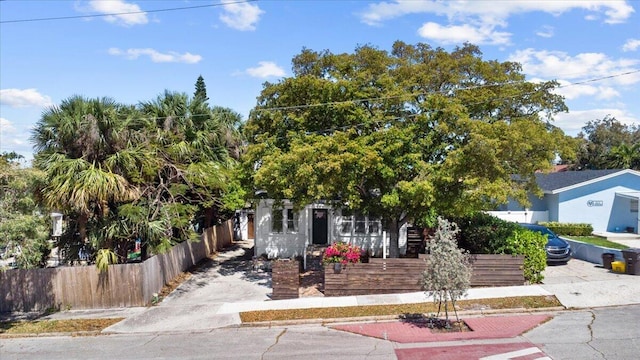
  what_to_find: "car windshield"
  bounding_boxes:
[522,225,557,238]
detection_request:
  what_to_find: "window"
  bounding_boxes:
[340,211,381,235]
[286,209,298,233]
[271,208,283,233]
[632,200,638,213]
[368,219,381,234]
[354,214,367,234]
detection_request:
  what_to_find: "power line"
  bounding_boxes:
[557,69,640,88]
[252,69,640,113]
[0,0,257,24]
[27,69,640,126]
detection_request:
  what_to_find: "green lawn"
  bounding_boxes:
[563,236,628,250]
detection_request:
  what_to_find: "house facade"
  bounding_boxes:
[498,169,640,234]
[254,199,408,259]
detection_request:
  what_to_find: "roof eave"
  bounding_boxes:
[545,169,640,194]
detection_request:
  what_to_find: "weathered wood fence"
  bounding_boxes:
[324,255,525,296]
[0,220,233,313]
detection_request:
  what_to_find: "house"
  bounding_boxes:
[254,199,409,259]
[494,169,640,234]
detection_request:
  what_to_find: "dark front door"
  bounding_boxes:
[247,213,254,239]
[312,209,328,245]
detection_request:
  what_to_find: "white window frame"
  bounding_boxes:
[631,199,638,213]
[286,208,299,233]
[339,212,381,236]
[271,207,284,233]
[271,207,299,234]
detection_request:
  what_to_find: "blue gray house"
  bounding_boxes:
[497,169,640,234]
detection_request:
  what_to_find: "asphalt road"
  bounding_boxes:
[2,305,639,359]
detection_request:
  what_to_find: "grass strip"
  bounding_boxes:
[240,295,561,323]
[564,236,628,250]
[0,318,123,335]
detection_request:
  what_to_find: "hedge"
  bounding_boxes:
[539,222,593,236]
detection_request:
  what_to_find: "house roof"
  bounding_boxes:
[535,169,640,194]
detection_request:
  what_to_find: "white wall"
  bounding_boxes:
[487,211,549,224]
[254,199,408,259]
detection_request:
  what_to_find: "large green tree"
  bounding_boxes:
[243,42,574,257]
[574,115,640,170]
[0,153,51,268]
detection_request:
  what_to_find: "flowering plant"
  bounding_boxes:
[322,242,361,265]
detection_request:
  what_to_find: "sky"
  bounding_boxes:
[1,0,639,164]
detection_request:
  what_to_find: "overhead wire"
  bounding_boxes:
[0,0,258,24]
[42,69,635,127]
[250,69,640,113]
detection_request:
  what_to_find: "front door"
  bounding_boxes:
[247,213,254,239]
[312,209,328,245]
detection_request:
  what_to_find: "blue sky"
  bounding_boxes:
[1,0,639,163]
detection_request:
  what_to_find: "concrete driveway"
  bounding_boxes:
[541,258,640,308]
[104,239,271,333]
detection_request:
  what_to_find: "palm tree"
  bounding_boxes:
[608,143,640,170]
[133,91,241,251]
[31,96,140,262]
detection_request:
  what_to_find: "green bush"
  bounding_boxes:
[450,212,519,253]
[495,228,547,284]
[449,212,547,283]
[539,222,593,236]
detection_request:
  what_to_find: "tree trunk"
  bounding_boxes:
[389,218,400,258]
[78,212,89,244]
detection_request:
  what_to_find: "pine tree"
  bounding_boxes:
[194,75,209,102]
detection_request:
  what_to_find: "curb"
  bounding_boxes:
[240,306,566,328]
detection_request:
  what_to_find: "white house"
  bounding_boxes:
[254,199,408,259]
[496,169,640,234]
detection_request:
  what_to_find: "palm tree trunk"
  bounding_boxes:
[78,212,89,244]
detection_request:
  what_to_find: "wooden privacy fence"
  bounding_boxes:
[271,259,300,300]
[0,220,234,313]
[324,254,525,297]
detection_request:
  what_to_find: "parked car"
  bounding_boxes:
[519,223,572,264]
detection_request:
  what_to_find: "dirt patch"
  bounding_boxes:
[400,313,472,333]
[300,266,324,297]
[0,318,123,335]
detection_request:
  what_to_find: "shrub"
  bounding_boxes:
[450,212,519,253]
[539,222,593,236]
[422,217,472,322]
[496,228,547,283]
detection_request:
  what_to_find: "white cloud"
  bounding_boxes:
[554,109,639,136]
[0,117,30,161]
[220,0,264,31]
[550,79,619,101]
[245,61,285,78]
[0,88,53,108]
[108,48,202,64]
[622,38,640,52]
[536,25,554,38]
[0,117,16,133]
[86,0,148,27]
[508,49,639,82]
[417,22,511,45]
[360,0,634,26]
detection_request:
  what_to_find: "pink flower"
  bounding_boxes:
[322,242,361,265]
